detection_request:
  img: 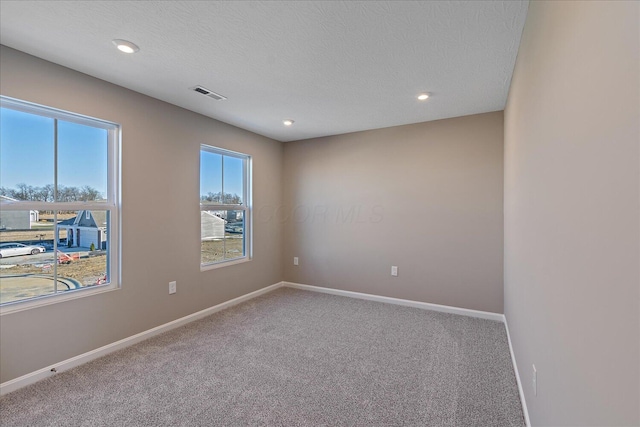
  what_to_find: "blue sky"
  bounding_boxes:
[1,107,107,197]
[1,107,244,202]
[200,150,244,202]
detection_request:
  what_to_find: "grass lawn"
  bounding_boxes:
[201,235,244,264]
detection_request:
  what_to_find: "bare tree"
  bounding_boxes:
[0,184,101,202]
[14,183,30,200]
[201,192,242,204]
[79,186,101,201]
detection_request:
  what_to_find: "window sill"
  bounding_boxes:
[0,283,119,316]
[200,257,251,272]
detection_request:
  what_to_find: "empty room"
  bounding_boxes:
[0,1,638,426]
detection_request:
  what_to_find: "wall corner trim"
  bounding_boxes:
[0,281,285,396]
[504,314,532,427]
[282,281,504,321]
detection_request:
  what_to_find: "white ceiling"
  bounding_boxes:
[0,1,528,142]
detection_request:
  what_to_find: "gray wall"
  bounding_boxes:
[283,112,504,313]
[0,46,284,383]
[0,211,30,231]
[504,1,639,426]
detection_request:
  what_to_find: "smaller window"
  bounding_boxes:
[200,145,251,268]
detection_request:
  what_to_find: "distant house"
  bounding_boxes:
[0,195,38,230]
[226,210,244,222]
[201,211,225,240]
[57,210,107,249]
[212,210,243,222]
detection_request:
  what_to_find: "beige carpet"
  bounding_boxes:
[0,287,524,426]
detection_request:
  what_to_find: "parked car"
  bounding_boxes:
[0,242,46,258]
[225,224,243,233]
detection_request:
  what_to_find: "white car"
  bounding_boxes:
[0,242,46,258]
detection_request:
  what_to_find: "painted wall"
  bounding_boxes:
[0,46,284,383]
[283,112,504,313]
[504,1,639,425]
[0,210,30,230]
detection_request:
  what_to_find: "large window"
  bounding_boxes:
[0,97,120,310]
[200,145,251,268]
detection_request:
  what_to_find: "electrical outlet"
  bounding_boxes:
[169,281,177,295]
[293,257,299,266]
[391,266,398,277]
[532,364,537,396]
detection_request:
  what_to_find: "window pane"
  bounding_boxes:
[0,208,112,304]
[57,120,108,202]
[200,209,245,265]
[56,210,108,287]
[0,97,119,309]
[200,145,249,268]
[0,108,54,201]
[201,210,225,264]
[0,211,55,304]
[224,210,245,260]
[200,151,222,203]
[223,155,243,205]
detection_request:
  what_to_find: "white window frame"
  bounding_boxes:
[200,145,252,270]
[0,96,121,314]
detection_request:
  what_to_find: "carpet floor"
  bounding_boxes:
[0,287,524,426]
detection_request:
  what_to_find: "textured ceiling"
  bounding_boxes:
[0,1,528,142]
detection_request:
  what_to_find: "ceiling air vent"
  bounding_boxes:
[190,85,227,101]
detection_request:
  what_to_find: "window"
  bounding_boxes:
[0,96,120,310]
[200,145,251,268]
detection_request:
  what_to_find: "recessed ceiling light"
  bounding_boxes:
[112,39,140,54]
[417,93,430,101]
[283,119,294,126]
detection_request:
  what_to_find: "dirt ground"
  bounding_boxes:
[201,236,244,264]
[2,254,107,282]
[0,229,67,243]
[0,254,107,304]
[39,213,76,221]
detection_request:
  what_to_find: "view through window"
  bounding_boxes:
[0,97,119,307]
[200,145,250,267]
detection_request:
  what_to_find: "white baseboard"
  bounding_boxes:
[0,281,285,396]
[503,315,531,427]
[283,281,504,322]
